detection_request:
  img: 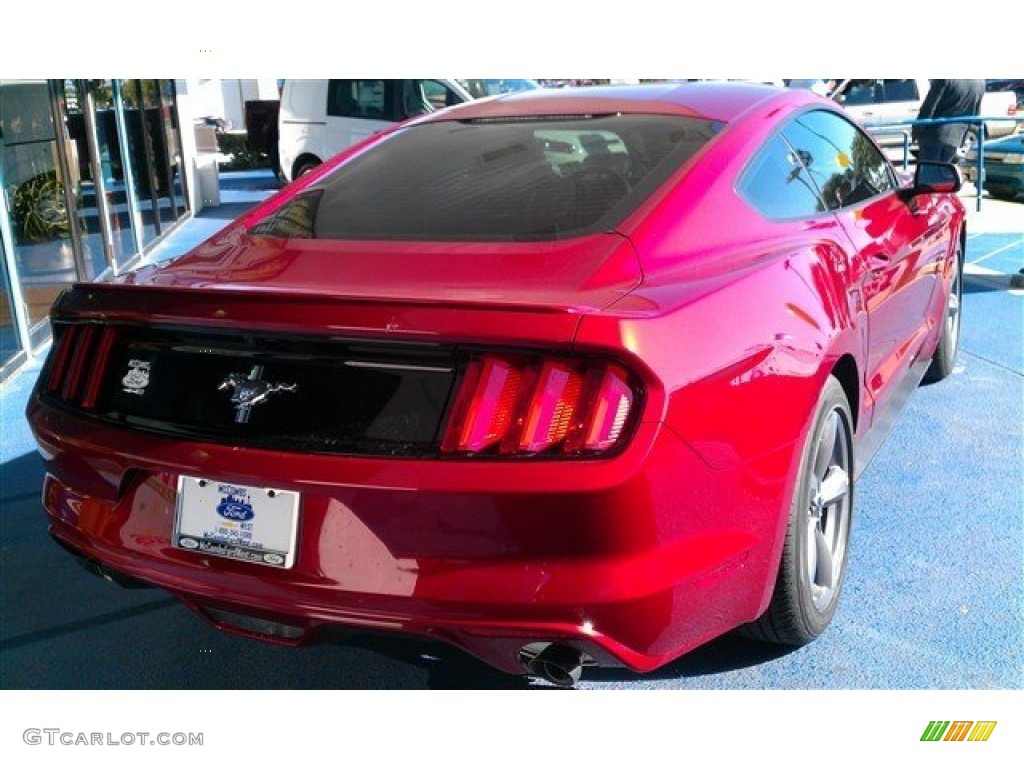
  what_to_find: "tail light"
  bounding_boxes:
[441,354,639,457]
[45,323,118,410]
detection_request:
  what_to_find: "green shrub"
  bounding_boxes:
[12,171,70,243]
[216,132,270,170]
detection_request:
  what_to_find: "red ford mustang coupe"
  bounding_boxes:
[28,83,965,685]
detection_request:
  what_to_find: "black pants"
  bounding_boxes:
[918,141,960,163]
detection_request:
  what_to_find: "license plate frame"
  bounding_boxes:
[173,476,299,568]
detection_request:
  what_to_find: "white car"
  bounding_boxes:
[831,79,1018,150]
[277,79,473,182]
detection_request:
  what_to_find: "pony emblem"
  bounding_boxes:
[219,365,297,423]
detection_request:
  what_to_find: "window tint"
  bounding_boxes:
[737,134,825,219]
[784,110,895,210]
[326,80,395,120]
[251,115,718,242]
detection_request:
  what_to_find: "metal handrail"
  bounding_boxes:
[863,115,1024,212]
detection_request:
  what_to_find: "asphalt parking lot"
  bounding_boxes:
[1,171,1020,690]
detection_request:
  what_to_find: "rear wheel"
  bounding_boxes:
[923,240,963,384]
[744,376,854,645]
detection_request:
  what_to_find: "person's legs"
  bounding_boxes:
[918,141,958,163]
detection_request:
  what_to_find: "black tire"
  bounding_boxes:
[923,239,963,384]
[743,375,854,645]
[986,186,1022,202]
[292,157,321,181]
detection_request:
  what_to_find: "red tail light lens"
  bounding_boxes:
[565,365,634,453]
[46,324,119,410]
[440,357,522,453]
[442,355,639,457]
[507,362,584,453]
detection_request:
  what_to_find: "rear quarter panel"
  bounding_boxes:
[575,101,866,613]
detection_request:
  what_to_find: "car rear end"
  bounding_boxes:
[30,273,681,670]
[27,94,801,678]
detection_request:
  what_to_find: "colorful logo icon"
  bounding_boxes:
[921,721,997,742]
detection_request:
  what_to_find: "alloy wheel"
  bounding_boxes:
[805,408,852,612]
[946,250,962,356]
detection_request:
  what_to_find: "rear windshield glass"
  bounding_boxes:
[251,115,719,241]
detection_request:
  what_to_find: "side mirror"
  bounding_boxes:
[911,161,962,195]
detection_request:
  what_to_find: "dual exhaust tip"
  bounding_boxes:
[520,643,588,687]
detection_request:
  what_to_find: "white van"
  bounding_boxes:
[278,79,473,182]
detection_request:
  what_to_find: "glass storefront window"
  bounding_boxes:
[1,78,190,373]
[1,79,82,340]
[121,79,183,246]
[63,80,141,273]
[1,237,24,369]
[159,79,187,223]
[58,80,111,280]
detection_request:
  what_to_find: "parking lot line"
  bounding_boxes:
[966,235,1024,264]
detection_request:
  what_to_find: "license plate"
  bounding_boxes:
[174,476,299,568]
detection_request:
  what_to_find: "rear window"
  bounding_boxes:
[250,115,719,241]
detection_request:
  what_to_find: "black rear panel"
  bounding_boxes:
[43,322,458,457]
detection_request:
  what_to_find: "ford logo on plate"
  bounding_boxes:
[217,494,255,522]
[179,537,199,550]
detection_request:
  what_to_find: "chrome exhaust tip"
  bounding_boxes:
[520,643,587,687]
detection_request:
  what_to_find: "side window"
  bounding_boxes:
[881,79,919,102]
[737,133,825,220]
[840,80,880,106]
[784,110,895,210]
[399,81,465,119]
[421,80,464,110]
[326,80,395,120]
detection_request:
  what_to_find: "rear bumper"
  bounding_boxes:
[31,396,791,675]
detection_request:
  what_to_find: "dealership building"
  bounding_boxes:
[0,78,277,381]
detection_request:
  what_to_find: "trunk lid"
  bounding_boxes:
[122,228,642,314]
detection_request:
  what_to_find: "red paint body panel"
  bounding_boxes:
[122,231,643,313]
[26,84,964,676]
